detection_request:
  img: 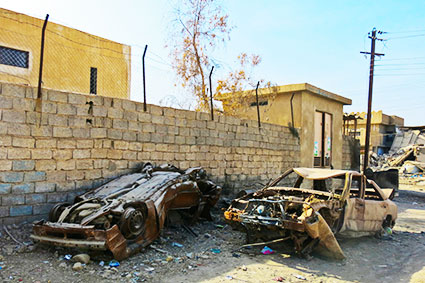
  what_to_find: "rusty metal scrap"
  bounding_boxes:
[224,167,398,260]
[31,163,221,260]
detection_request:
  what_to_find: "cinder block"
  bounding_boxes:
[48,91,68,103]
[7,123,31,136]
[12,137,35,148]
[57,160,76,170]
[48,114,68,126]
[92,106,108,117]
[10,205,33,216]
[47,193,68,203]
[0,183,11,194]
[33,203,54,215]
[57,104,77,115]
[0,96,13,109]
[113,140,129,150]
[66,170,85,180]
[57,140,76,149]
[68,93,87,105]
[112,119,128,130]
[76,159,93,170]
[56,181,76,192]
[2,109,26,123]
[46,171,66,182]
[122,100,136,111]
[41,101,57,114]
[53,127,72,138]
[35,160,56,171]
[2,195,25,205]
[32,149,53,160]
[85,169,102,179]
[123,111,138,121]
[36,139,56,148]
[0,206,9,217]
[107,108,123,119]
[24,171,46,182]
[25,193,46,204]
[76,139,93,149]
[1,172,24,183]
[0,160,12,171]
[31,125,52,137]
[108,129,122,139]
[123,131,137,141]
[73,149,91,159]
[13,160,35,171]
[138,112,151,123]
[35,182,56,193]
[91,127,107,138]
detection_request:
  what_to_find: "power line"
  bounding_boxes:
[386,34,425,40]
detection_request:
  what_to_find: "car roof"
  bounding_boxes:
[293,167,362,180]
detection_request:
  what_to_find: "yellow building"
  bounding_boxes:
[346,111,404,154]
[217,83,352,169]
[0,8,130,99]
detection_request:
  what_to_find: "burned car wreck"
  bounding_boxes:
[31,163,221,260]
[224,168,397,259]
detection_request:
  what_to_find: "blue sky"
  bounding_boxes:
[2,0,425,125]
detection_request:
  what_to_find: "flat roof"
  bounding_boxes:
[216,83,352,105]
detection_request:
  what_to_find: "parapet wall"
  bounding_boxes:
[0,83,300,224]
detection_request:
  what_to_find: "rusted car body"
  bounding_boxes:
[31,163,221,260]
[224,168,397,259]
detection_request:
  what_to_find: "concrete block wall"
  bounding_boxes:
[0,82,300,224]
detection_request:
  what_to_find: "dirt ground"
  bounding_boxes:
[0,184,424,283]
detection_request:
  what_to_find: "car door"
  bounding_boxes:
[362,180,391,232]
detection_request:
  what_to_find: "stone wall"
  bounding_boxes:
[0,83,301,224]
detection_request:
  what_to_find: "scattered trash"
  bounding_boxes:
[378,264,388,268]
[150,245,167,254]
[294,274,306,280]
[99,261,105,267]
[72,253,90,264]
[72,262,84,271]
[64,254,72,260]
[210,248,221,254]
[272,277,285,282]
[261,246,274,255]
[0,266,2,270]
[144,267,155,272]
[42,260,49,264]
[242,265,247,271]
[216,224,225,229]
[109,260,120,267]
[186,252,194,259]
[204,233,211,238]
[225,275,233,280]
[166,256,174,262]
[232,253,240,258]
[172,242,183,248]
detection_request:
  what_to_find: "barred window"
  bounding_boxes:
[0,46,29,68]
[90,67,97,94]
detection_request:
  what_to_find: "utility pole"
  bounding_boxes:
[360,28,385,173]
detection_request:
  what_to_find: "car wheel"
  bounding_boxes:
[48,203,70,222]
[120,207,145,239]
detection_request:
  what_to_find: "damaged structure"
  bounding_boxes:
[224,168,397,259]
[370,126,425,186]
[31,163,221,260]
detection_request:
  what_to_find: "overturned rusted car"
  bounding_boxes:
[224,168,397,259]
[31,163,221,260]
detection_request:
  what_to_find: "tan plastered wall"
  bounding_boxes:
[224,92,303,128]
[300,91,344,168]
[0,8,130,99]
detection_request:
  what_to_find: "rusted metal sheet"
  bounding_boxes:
[31,163,221,260]
[225,167,397,260]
